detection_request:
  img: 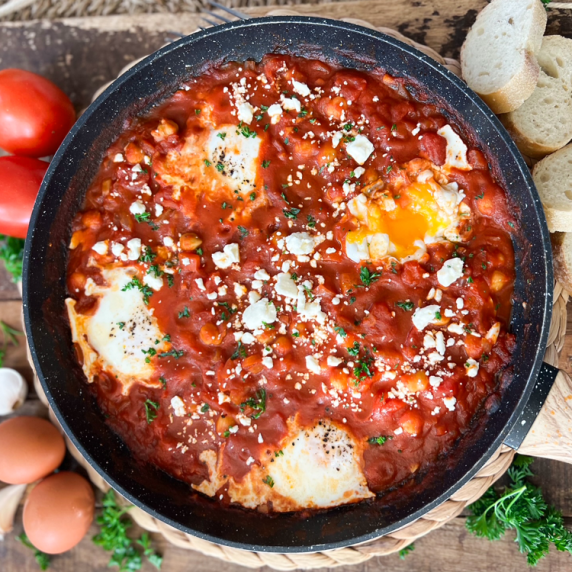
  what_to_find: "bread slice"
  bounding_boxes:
[461,0,547,114]
[551,232,572,292]
[533,143,572,232]
[500,36,572,158]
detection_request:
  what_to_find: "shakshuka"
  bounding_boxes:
[66,55,517,512]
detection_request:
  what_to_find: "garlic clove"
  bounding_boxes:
[0,368,28,416]
[0,483,27,539]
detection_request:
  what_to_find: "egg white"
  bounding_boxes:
[66,267,166,395]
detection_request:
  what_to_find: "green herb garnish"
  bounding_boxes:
[396,301,414,311]
[240,388,267,419]
[360,266,381,286]
[283,208,301,220]
[144,399,159,423]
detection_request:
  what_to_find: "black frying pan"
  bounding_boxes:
[23,17,557,552]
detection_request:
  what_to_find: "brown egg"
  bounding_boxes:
[23,471,95,554]
[0,416,66,484]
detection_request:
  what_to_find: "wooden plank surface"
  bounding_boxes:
[2,1,572,570]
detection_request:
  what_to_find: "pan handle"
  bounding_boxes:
[504,363,572,463]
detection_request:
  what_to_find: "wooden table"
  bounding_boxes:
[2,1,572,570]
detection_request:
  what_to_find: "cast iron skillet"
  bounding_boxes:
[24,17,556,552]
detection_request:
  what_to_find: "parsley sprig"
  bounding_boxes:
[466,455,572,566]
[93,490,162,571]
[0,235,25,282]
[122,277,153,305]
[360,266,381,286]
[240,389,267,419]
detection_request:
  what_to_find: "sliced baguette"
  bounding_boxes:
[461,0,546,114]
[500,36,572,159]
[533,143,572,232]
[551,232,572,293]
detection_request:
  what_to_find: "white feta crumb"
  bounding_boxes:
[92,241,108,255]
[282,97,301,112]
[237,101,254,124]
[331,132,343,148]
[292,79,311,97]
[129,200,146,215]
[111,242,124,257]
[353,166,365,178]
[327,356,343,367]
[262,357,274,369]
[285,232,316,255]
[254,269,270,281]
[346,135,374,165]
[394,427,403,435]
[234,283,247,298]
[305,355,321,374]
[113,153,124,162]
[437,258,464,288]
[143,273,163,291]
[242,298,277,330]
[274,272,298,299]
[195,278,206,291]
[212,243,240,269]
[412,304,441,331]
[443,396,457,411]
[126,238,142,260]
[456,297,464,310]
[171,396,186,417]
[267,103,283,124]
[155,204,164,217]
[465,358,479,378]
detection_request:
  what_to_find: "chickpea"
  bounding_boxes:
[490,271,509,292]
[216,414,235,436]
[180,232,203,252]
[199,323,225,346]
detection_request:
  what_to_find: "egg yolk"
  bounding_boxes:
[347,181,456,260]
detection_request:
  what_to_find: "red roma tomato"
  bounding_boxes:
[0,69,75,157]
[0,156,48,238]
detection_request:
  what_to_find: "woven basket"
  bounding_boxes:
[25,9,572,570]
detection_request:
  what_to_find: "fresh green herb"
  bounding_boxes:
[509,221,515,229]
[307,215,316,228]
[219,301,237,315]
[262,321,275,329]
[117,322,125,330]
[298,109,308,117]
[167,275,174,288]
[283,208,301,220]
[159,376,167,389]
[476,192,485,199]
[262,160,271,168]
[201,403,210,413]
[216,162,225,172]
[178,306,190,319]
[93,490,162,571]
[386,165,393,174]
[262,475,275,488]
[343,123,353,132]
[134,212,151,223]
[391,261,398,274]
[275,450,284,457]
[335,326,347,338]
[237,123,257,138]
[231,341,247,360]
[250,192,256,201]
[195,108,201,115]
[396,301,414,311]
[354,356,374,381]
[292,331,300,338]
[368,435,390,446]
[466,455,572,566]
[399,544,415,559]
[284,137,289,145]
[303,284,314,300]
[240,389,267,419]
[140,246,156,263]
[144,400,159,423]
[217,132,227,140]
[148,264,164,278]
[18,533,50,570]
[158,348,184,359]
[238,225,249,238]
[141,347,157,363]
[360,266,381,286]
[349,296,357,305]
[0,235,25,282]
[290,273,298,281]
[204,159,212,167]
[468,277,474,284]
[435,311,442,320]
[347,341,361,357]
[122,277,153,305]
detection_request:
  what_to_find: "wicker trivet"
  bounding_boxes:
[28,11,572,569]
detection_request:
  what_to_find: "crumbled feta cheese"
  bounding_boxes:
[412,304,441,331]
[448,323,465,335]
[248,291,261,304]
[111,242,124,257]
[327,356,343,367]
[242,298,277,330]
[171,396,186,417]
[92,241,108,255]
[443,396,457,411]
[437,258,464,287]
[212,243,240,269]
[246,456,255,465]
[254,269,270,281]
[234,283,247,298]
[429,376,442,388]
[267,103,283,124]
[237,101,254,124]
[331,132,342,148]
[353,166,365,178]
[456,297,464,310]
[126,238,142,260]
[262,357,274,369]
[346,135,374,165]
[242,333,256,344]
[143,273,163,291]
[394,427,403,435]
[292,79,311,97]
[163,236,174,248]
[437,124,471,170]
[195,278,206,291]
[129,201,146,215]
[113,153,124,163]
[274,272,298,299]
[282,98,301,112]
[465,358,479,377]
[155,204,164,217]
[285,232,316,256]
[305,355,321,374]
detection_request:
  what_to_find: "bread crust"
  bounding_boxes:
[551,232,572,293]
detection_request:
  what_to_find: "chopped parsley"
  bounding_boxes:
[117,322,125,330]
[122,277,153,305]
[218,301,237,315]
[262,321,275,329]
[231,341,247,360]
[360,266,381,286]
[476,192,485,199]
[167,275,174,288]
[237,122,257,138]
[158,348,184,359]
[139,247,156,263]
[240,389,267,419]
[354,356,374,381]
[238,225,249,238]
[134,212,150,223]
[396,301,414,311]
[347,341,360,356]
[178,306,190,319]
[216,162,224,172]
[250,192,256,201]
[148,264,164,278]
[141,347,157,363]
[144,400,159,423]
[307,214,316,228]
[334,326,347,338]
[262,160,271,168]
[204,159,212,167]
[200,403,210,413]
[283,207,301,220]
[262,475,275,488]
[159,376,167,389]
[435,311,442,320]
[368,435,390,446]
[217,132,227,140]
[349,296,357,305]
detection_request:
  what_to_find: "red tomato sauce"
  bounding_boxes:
[66,55,517,503]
